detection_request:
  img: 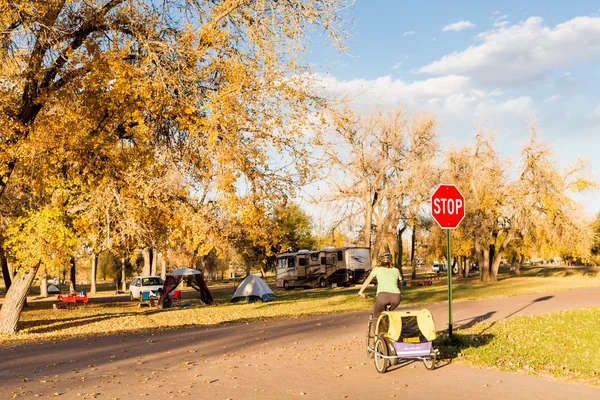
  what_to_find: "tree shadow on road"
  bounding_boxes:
[477,295,553,335]
[454,311,497,329]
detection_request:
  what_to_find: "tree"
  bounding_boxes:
[272,202,316,253]
[323,107,409,257]
[322,107,439,275]
[0,0,351,334]
[0,207,80,333]
[443,127,595,282]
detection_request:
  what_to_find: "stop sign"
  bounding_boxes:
[431,184,465,229]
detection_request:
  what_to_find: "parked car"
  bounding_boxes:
[432,263,447,273]
[129,276,164,300]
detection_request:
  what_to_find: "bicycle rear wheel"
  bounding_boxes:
[374,338,389,373]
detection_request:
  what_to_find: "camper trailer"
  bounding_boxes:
[276,245,371,290]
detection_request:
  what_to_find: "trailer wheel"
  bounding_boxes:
[386,338,398,366]
[423,353,436,370]
[374,338,389,373]
[283,281,290,290]
[318,278,328,288]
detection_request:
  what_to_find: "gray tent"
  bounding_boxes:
[47,284,61,295]
[231,275,276,303]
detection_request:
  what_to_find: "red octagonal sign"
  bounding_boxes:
[431,184,465,229]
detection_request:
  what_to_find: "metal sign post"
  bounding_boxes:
[430,184,465,338]
[446,229,453,337]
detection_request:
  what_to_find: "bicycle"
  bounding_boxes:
[364,297,393,359]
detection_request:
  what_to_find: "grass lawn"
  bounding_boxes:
[0,266,599,345]
[436,307,600,387]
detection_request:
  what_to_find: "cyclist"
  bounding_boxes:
[358,252,402,334]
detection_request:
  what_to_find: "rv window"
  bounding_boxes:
[337,250,343,261]
[298,257,306,266]
[277,259,287,270]
[320,257,326,265]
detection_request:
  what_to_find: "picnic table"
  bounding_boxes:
[57,294,89,304]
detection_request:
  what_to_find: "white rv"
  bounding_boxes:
[276,245,371,290]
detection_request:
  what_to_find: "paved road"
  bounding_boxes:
[1,287,599,399]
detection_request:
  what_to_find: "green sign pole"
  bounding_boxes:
[447,229,453,337]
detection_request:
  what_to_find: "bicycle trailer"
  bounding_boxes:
[372,309,439,373]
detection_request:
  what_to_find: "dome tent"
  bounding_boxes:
[230,275,276,303]
[47,284,61,295]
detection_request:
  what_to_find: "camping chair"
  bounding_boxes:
[173,290,182,302]
[139,291,155,307]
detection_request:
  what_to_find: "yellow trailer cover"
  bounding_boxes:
[376,309,437,343]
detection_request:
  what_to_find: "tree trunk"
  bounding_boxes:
[161,257,167,281]
[515,254,524,275]
[40,275,48,298]
[464,256,470,278]
[1,246,12,291]
[487,244,496,282]
[475,239,490,282]
[490,232,512,280]
[0,262,40,334]
[69,257,77,293]
[121,258,127,292]
[90,253,98,296]
[142,248,151,276]
[491,251,503,280]
[363,195,374,248]
[395,225,406,281]
[410,221,417,280]
[151,247,158,276]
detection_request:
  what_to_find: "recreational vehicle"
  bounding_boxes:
[276,245,371,290]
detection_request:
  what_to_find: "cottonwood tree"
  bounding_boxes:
[0,0,351,334]
[402,113,439,279]
[443,127,595,282]
[322,108,439,275]
[322,108,409,258]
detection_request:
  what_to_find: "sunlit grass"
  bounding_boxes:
[0,267,598,344]
[442,307,600,386]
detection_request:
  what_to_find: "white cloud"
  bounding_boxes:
[493,20,509,28]
[315,75,474,106]
[442,21,476,32]
[420,16,600,86]
[403,30,416,36]
[314,74,536,122]
[543,94,560,103]
[499,96,534,114]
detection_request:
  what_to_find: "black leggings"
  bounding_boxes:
[373,292,401,320]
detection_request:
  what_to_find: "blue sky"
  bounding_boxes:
[305,0,600,216]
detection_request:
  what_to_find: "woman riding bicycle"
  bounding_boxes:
[358,252,402,333]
